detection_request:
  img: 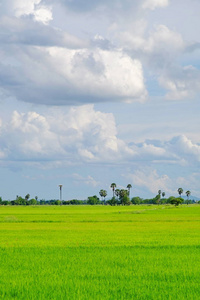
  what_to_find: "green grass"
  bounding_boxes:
[0,205,199,299]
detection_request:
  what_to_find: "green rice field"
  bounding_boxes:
[0,205,199,299]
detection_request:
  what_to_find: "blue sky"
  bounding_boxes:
[0,0,199,200]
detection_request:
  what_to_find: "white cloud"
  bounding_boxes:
[0,105,134,163]
[115,18,200,101]
[126,166,200,197]
[0,103,199,197]
[159,65,200,100]
[168,135,200,162]
[0,0,52,24]
[47,47,146,102]
[72,173,99,187]
[0,44,147,105]
[32,5,53,25]
[176,173,200,196]
[142,0,169,10]
[140,143,166,156]
[145,25,184,54]
[127,169,172,194]
[1,0,199,104]
[0,16,86,48]
[0,105,199,169]
[118,24,184,66]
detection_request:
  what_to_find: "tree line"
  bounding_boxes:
[98,184,196,206]
[0,185,198,206]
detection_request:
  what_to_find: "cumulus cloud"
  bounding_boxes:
[129,135,200,165]
[167,135,200,162]
[126,166,200,197]
[0,0,52,24]
[72,173,99,187]
[159,65,200,100]
[176,173,200,196]
[0,0,198,104]
[0,104,199,197]
[0,105,199,168]
[142,0,169,10]
[0,45,147,105]
[127,169,172,194]
[118,24,185,69]
[0,105,134,163]
[0,16,86,48]
[114,21,200,101]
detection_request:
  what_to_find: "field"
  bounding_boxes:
[0,205,199,299]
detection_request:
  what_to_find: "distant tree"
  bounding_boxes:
[99,189,104,201]
[177,188,183,198]
[127,184,132,197]
[131,197,142,205]
[107,197,117,206]
[170,197,183,206]
[2,200,9,205]
[162,192,165,198]
[0,197,2,204]
[25,194,30,201]
[115,189,120,200]
[64,199,87,205]
[185,190,191,200]
[119,189,127,199]
[158,190,161,196]
[29,198,38,205]
[40,199,46,205]
[185,199,192,205]
[155,194,161,205]
[15,196,26,205]
[103,190,107,202]
[119,189,130,205]
[160,197,168,204]
[87,195,100,205]
[121,194,131,206]
[110,183,116,198]
[35,196,38,201]
[54,200,61,205]
[99,189,107,202]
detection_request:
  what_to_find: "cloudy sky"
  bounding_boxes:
[0,0,199,200]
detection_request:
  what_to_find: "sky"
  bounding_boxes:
[0,0,200,200]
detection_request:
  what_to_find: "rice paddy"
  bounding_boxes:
[0,205,199,299]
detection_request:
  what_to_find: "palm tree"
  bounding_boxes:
[103,190,107,202]
[162,192,165,198]
[177,188,183,198]
[119,189,128,205]
[99,189,107,202]
[99,189,104,201]
[110,183,116,198]
[158,190,161,196]
[25,194,30,201]
[186,190,191,200]
[127,184,132,197]
[115,189,120,200]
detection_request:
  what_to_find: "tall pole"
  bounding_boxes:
[59,185,63,201]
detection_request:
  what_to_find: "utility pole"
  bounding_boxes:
[59,185,63,202]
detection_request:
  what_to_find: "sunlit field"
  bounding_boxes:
[0,205,199,299]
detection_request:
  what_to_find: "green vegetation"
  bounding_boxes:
[0,184,198,206]
[178,187,184,197]
[0,205,200,299]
